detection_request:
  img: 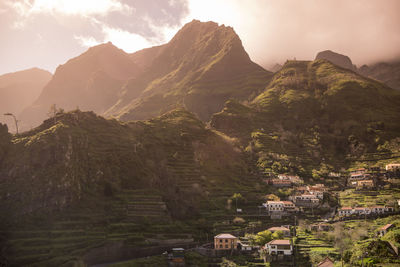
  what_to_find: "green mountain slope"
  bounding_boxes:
[0,109,265,266]
[211,59,400,177]
[107,19,272,121]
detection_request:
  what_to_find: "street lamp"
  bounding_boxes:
[4,113,19,135]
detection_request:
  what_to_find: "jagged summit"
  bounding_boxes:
[315,50,356,71]
[110,19,271,121]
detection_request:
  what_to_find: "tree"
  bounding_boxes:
[272,230,284,240]
[231,193,243,212]
[254,230,272,246]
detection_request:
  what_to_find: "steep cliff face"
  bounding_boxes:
[212,59,400,176]
[107,19,272,121]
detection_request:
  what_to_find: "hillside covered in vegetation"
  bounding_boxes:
[211,59,400,179]
[0,109,266,266]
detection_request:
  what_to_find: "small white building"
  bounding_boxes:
[263,201,284,212]
[338,207,353,216]
[353,207,371,215]
[265,239,293,255]
[386,163,400,171]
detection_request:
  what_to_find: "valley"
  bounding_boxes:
[0,14,400,267]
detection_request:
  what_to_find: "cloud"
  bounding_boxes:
[186,0,400,67]
[9,0,132,17]
[0,0,189,74]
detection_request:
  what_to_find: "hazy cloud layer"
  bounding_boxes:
[0,0,189,74]
[187,0,400,68]
[0,0,399,74]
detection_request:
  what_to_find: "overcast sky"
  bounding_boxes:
[1,0,399,75]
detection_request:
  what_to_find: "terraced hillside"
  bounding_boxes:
[0,109,266,266]
[211,59,400,178]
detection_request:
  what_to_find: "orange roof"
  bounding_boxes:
[267,239,291,245]
[215,233,237,239]
[317,257,334,267]
[340,207,352,210]
[381,224,394,230]
[267,227,290,232]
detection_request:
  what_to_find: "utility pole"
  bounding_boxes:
[4,113,18,135]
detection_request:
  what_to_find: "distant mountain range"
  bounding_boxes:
[315,50,400,90]
[18,20,271,130]
[0,68,52,132]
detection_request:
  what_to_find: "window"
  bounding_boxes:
[220,245,223,248]
[225,239,228,242]
[219,239,222,243]
[225,245,228,248]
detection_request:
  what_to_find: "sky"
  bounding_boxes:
[0,0,399,75]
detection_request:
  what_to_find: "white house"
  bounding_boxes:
[263,201,284,212]
[386,163,400,171]
[338,207,353,216]
[265,239,293,255]
[353,207,371,215]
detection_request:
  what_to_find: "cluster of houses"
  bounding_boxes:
[338,206,394,217]
[214,225,294,257]
[263,178,327,219]
[347,163,400,190]
[267,174,304,187]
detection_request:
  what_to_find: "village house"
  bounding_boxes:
[269,179,292,188]
[295,186,308,194]
[263,201,284,213]
[378,224,394,236]
[353,207,371,215]
[355,179,375,190]
[386,163,400,171]
[277,174,303,184]
[214,234,238,250]
[282,201,297,212]
[339,206,394,217]
[291,194,320,207]
[267,226,291,237]
[338,207,353,216]
[317,257,334,267]
[265,239,293,255]
[309,223,332,232]
[350,168,367,175]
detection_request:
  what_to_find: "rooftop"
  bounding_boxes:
[268,227,290,232]
[267,239,291,245]
[381,224,394,230]
[317,257,334,267]
[215,233,237,239]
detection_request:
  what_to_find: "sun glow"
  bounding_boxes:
[11,0,132,17]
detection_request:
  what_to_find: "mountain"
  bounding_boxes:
[0,68,52,132]
[315,50,356,71]
[19,42,141,130]
[211,59,400,178]
[106,19,272,121]
[359,61,400,90]
[0,109,265,266]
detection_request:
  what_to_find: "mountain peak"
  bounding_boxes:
[315,50,356,71]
